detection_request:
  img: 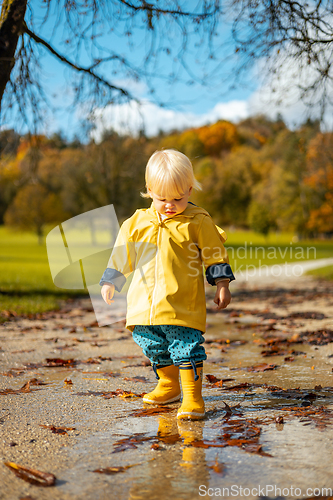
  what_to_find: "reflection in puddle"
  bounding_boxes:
[3,312,332,499]
[54,316,333,499]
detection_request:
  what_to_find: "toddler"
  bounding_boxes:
[100,149,235,419]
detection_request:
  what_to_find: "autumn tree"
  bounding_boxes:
[60,132,150,221]
[2,136,71,240]
[4,184,68,243]
[193,146,258,227]
[197,121,239,157]
[0,147,21,223]
[305,132,333,234]
[248,190,276,237]
[160,129,205,161]
[260,121,320,237]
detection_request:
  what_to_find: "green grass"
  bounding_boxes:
[0,226,87,320]
[1,225,332,319]
[306,265,333,281]
[224,228,333,271]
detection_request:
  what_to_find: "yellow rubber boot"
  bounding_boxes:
[143,364,181,404]
[177,361,205,420]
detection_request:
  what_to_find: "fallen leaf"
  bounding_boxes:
[39,425,76,435]
[190,416,271,457]
[2,369,26,377]
[89,321,99,327]
[205,375,236,386]
[123,376,149,383]
[125,360,151,368]
[81,371,120,378]
[81,356,112,364]
[245,363,278,372]
[4,462,56,486]
[75,388,144,399]
[222,401,233,417]
[0,379,47,395]
[222,382,261,391]
[208,457,225,475]
[112,434,152,453]
[93,464,135,474]
[128,406,175,418]
[44,358,77,367]
[243,443,272,457]
[285,311,327,320]
[11,349,35,354]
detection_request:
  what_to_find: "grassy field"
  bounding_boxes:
[224,229,333,272]
[0,226,87,321]
[306,265,333,281]
[1,225,332,319]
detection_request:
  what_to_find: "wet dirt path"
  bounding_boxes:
[0,276,333,500]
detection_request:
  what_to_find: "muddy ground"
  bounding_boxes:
[0,276,333,500]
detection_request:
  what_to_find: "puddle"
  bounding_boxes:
[204,318,333,390]
[1,311,333,500]
[51,315,333,499]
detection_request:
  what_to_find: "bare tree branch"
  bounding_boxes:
[22,23,134,101]
[1,0,333,132]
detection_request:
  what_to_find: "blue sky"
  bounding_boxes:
[3,1,330,140]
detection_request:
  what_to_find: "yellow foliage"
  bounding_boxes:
[253,132,267,145]
[4,184,69,233]
[305,132,333,232]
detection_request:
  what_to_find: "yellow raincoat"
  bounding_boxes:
[101,202,233,332]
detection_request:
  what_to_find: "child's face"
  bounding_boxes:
[149,187,192,218]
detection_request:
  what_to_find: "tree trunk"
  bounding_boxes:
[0,0,27,108]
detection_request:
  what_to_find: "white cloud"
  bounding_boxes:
[248,50,333,130]
[90,99,249,141]
[90,49,333,141]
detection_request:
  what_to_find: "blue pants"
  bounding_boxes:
[132,325,207,366]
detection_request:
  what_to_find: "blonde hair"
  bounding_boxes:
[141,149,202,199]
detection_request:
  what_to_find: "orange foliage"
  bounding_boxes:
[16,135,48,162]
[196,121,238,156]
[305,133,333,232]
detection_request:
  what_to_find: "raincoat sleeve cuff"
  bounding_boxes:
[99,268,126,292]
[206,263,235,286]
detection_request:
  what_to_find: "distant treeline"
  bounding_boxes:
[0,115,332,240]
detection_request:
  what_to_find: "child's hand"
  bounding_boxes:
[101,283,115,305]
[213,280,231,310]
